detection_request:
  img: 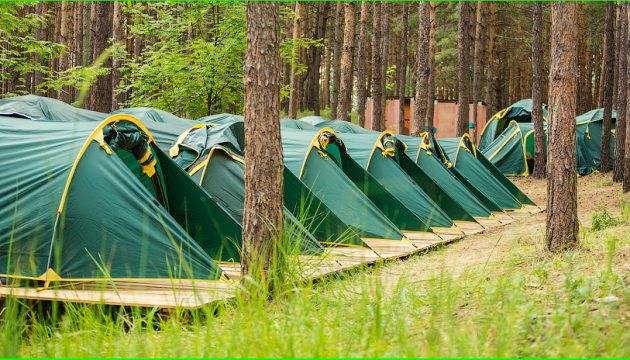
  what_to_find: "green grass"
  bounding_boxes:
[593,179,614,187]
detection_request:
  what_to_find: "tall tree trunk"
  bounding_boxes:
[288,1,304,119]
[398,2,409,134]
[471,1,487,141]
[80,1,92,106]
[626,1,630,191]
[281,4,293,114]
[546,1,579,252]
[456,2,471,136]
[381,1,389,113]
[337,2,356,121]
[532,1,546,179]
[111,1,125,111]
[427,1,437,134]
[485,1,496,120]
[242,1,284,293]
[614,2,628,183]
[87,2,113,112]
[614,2,622,109]
[371,2,384,131]
[357,2,369,128]
[33,2,46,94]
[330,1,344,119]
[602,1,616,174]
[412,2,430,137]
[576,2,585,114]
[300,5,311,112]
[323,27,332,112]
[312,2,330,116]
[74,1,83,100]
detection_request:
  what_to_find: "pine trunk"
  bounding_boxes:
[381,2,389,112]
[111,1,125,111]
[412,2,430,137]
[456,1,471,137]
[281,4,293,114]
[577,2,585,114]
[330,1,344,119]
[532,1,546,179]
[625,4,630,192]
[485,1,496,120]
[371,2,384,131]
[427,2,437,133]
[242,1,284,293]
[87,2,113,112]
[33,2,46,94]
[312,2,330,116]
[288,1,304,119]
[337,2,356,121]
[601,1,616,174]
[471,1,487,141]
[546,1,579,252]
[398,2,409,134]
[614,3,622,109]
[357,2,369,128]
[614,2,628,183]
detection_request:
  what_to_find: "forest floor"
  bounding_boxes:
[12,172,630,357]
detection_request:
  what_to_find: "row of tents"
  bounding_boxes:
[479,99,616,176]
[0,95,542,302]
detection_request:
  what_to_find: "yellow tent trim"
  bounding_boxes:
[169,123,212,157]
[190,146,245,184]
[298,127,337,179]
[57,115,157,214]
[366,130,396,170]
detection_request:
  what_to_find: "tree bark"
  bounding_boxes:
[485,1,496,121]
[33,2,46,94]
[625,4,630,192]
[371,2,384,131]
[427,2,437,134]
[456,2,471,137]
[288,1,304,119]
[398,2,409,134]
[281,4,293,114]
[532,2,546,179]
[615,2,622,109]
[242,1,284,293]
[381,1,389,112]
[471,1,487,141]
[614,2,628,183]
[74,1,84,100]
[337,2,356,121]
[357,2,369,128]
[323,26,332,112]
[601,1,616,174]
[111,1,125,111]
[312,2,330,116]
[412,2,430,137]
[546,1,579,253]
[330,1,344,119]
[87,2,113,112]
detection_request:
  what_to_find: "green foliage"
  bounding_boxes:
[591,205,617,231]
[594,179,614,187]
[117,2,246,118]
[0,2,63,96]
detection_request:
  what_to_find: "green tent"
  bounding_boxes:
[280,118,321,130]
[196,113,244,125]
[478,99,548,151]
[0,116,228,288]
[319,121,497,226]
[482,109,617,176]
[111,107,198,126]
[334,131,471,234]
[0,94,108,122]
[298,116,329,126]
[282,127,414,245]
[402,133,506,215]
[439,135,534,213]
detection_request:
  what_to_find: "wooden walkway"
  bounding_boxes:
[0,208,543,309]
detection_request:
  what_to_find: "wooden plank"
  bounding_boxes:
[492,212,515,221]
[524,205,545,214]
[453,221,486,235]
[474,218,504,228]
[362,239,418,260]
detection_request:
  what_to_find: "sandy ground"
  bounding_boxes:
[375,171,630,286]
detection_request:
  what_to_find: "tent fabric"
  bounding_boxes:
[282,127,407,242]
[167,122,359,248]
[298,116,329,126]
[0,117,225,286]
[440,135,528,211]
[0,94,108,122]
[478,99,548,151]
[111,107,198,126]
[315,120,376,134]
[482,121,529,176]
[335,131,464,228]
[280,118,320,131]
[196,113,244,125]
